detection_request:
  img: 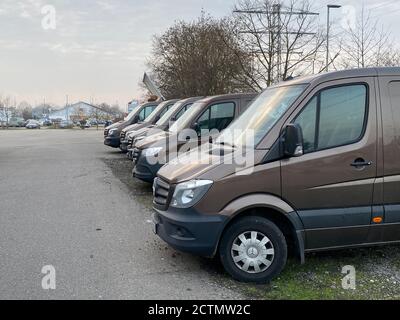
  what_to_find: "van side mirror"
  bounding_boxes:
[282,124,304,157]
[193,122,201,136]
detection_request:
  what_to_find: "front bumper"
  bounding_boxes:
[132,153,163,183]
[104,136,120,148]
[127,149,134,160]
[120,139,130,152]
[152,207,227,257]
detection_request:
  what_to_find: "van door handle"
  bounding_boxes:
[350,159,373,168]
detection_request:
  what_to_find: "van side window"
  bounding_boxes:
[139,105,157,121]
[319,85,367,149]
[197,102,235,132]
[294,96,317,153]
[294,84,367,152]
[138,108,146,121]
[175,103,193,120]
[388,82,400,139]
[159,105,171,118]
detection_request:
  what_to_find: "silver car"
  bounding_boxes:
[26,120,41,129]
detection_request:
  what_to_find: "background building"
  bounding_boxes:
[48,101,115,122]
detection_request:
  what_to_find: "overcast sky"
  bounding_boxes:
[1,0,399,109]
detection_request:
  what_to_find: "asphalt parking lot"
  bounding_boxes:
[2,129,400,300]
[0,129,244,300]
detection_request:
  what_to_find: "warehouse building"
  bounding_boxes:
[48,101,114,122]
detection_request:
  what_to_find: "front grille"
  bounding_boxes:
[121,131,126,140]
[132,148,141,162]
[128,137,134,149]
[104,129,109,136]
[153,178,171,207]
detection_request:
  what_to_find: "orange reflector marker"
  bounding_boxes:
[373,217,383,224]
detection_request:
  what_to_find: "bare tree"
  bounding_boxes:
[16,101,33,121]
[232,0,327,87]
[340,5,399,68]
[97,103,122,121]
[0,95,12,128]
[148,12,256,99]
[90,108,101,130]
[32,103,52,120]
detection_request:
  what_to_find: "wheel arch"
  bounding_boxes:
[216,193,305,264]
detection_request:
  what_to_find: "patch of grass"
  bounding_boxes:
[238,245,400,300]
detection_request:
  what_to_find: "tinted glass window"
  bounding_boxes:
[294,84,367,152]
[138,108,146,121]
[144,104,165,123]
[159,105,171,118]
[294,96,317,153]
[175,103,193,120]
[217,85,306,148]
[318,85,366,149]
[156,102,181,126]
[145,106,157,118]
[197,108,210,130]
[197,102,235,131]
[388,82,400,139]
[170,102,204,133]
[138,106,156,121]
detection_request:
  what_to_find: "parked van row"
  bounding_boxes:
[104,68,400,283]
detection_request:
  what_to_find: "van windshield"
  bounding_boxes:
[216,84,307,148]
[169,101,204,133]
[156,101,182,126]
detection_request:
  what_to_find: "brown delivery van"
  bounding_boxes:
[152,67,400,283]
[104,101,159,148]
[119,99,179,152]
[126,97,203,160]
[132,93,257,182]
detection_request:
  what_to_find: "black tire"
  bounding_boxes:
[219,216,287,284]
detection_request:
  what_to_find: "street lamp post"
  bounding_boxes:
[326,4,341,72]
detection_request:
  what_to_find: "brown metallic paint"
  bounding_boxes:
[156,67,400,256]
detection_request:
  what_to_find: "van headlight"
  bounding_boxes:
[171,180,213,208]
[143,147,163,157]
[108,128,118,137]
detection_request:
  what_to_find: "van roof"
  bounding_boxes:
[177,96,205,104]
[276,67,400,87]
[141,101,161,107]
[160,99,180,105]
[196,93,257,105]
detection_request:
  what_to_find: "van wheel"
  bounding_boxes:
[219,216,287,284]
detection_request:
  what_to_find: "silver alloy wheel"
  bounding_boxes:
[231,231,275,274]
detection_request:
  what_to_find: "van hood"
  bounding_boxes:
[123,122,149,133]
[158,144,266,184]
[106,121,123,131]
[136,131,170,149]
[128,125,163,139]
[127,126,150,138]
